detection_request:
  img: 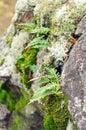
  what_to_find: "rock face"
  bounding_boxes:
[0,0,86,130]
[62,20,86,129]
[75,15,86,36]
[0,103,10,130]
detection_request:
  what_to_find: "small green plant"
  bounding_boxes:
[16,22,50,88]
[26,36,49,50]
[44,94,69,130]
[10,116,24,130]
[15,22,50,35]
[30,26,50,35]
[29,66,62,104]
[44,115,57,130]
[0,58,5,66]
[0,89,16,111]
[6,35,13,47]
[15,22,36,32]
[15,88,31,113]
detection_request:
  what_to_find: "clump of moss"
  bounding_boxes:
[0,89,16,111]
[44,115,57,130]
[0,58,5,66]
[73,124,78,130]
[43,94,69,130]
[9,115,25,130]
[16,48,38,88]
[15,88,32,114]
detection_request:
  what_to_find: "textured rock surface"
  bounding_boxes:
[0,103,10,130]
[62,26,86,130]
[0,0,45,130]
[0,0,86,130]
[75,15,86,35]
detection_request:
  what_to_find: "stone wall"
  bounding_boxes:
[0,0,86,130]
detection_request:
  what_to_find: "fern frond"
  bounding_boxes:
[29,82,60,104]
[38,77,50,85]
[26,36,49,49]
[15,23,36,32]
[31,27,50,35]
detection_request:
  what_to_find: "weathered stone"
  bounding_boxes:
[0,103,10,129]
[75,15,86,36]
[0,0,86,130]
[9,104,44,130]
[62,33,86,130]
[0,103,10,121]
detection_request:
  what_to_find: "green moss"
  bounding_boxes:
[44,115,57,130]
[21,73,31,89]
[15,88,32,114]
[6,35,13,47]
[15,97,27,113]
[0,58,5,66]
[0,89,8,103]
[16,49,38,71]
[0,81,3,88]
[0,89,16,111]
[16,48,38,88]
[73,124,78,130]
[10,116,24,130]
[43,94,69,130]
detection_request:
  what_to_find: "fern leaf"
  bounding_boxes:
[26,36,49,49]
[31,27,50,35]
[16,23,36,32]
[38,77,50,85]
[29,82,60,104]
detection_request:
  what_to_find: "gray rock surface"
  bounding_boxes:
[75,15,86,36]
[0,103,10,130]
[62,32,86,129]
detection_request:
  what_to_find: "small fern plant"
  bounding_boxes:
[26,36,49,50]
[29,66,62,104]
[15,22,50,35]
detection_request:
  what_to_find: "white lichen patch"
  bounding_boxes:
[10,32,29,62]
[0,55,14,76]
[15,0,30,12]
[74,0,86,6]
[34,0,54,15]
[74,97,82,108]
[25,104,36,115]
[48,38,68,61]
[55,5,67,21]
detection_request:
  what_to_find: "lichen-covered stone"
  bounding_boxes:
[0,0,86,130]
[0,103,10,130]
[75,15,86,36]
[62,32,86,130]
[74,0,86,6]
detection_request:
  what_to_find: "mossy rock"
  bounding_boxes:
[43,94,69,130]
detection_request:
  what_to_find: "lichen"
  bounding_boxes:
[10,32,29,62]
